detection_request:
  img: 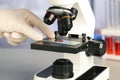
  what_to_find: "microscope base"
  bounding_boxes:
[34,66,109,80]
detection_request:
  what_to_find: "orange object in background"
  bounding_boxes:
[106,36,113,54]
[114,42,120,55]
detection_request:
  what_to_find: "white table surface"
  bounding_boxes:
[0,48,62,80]
[0,48,120,80]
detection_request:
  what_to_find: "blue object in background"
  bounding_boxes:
[94,34,102,40]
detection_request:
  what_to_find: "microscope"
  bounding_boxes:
[31,0,109,80]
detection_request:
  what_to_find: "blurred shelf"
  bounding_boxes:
[101,27,120,36]
[102,54,120,61]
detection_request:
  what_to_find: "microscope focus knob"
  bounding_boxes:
[85,40,106,57]
[52,59,74,79]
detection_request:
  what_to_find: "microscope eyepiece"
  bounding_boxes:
[44,12,56,25]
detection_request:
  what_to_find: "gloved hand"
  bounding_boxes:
[0,9,55,46]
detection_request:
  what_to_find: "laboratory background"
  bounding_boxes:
[0,0,120,80]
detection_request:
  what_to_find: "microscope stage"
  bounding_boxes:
[31,38,87,53]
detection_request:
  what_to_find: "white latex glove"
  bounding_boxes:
[0,9,55,46]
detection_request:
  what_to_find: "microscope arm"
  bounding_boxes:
[70,0,95,37]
